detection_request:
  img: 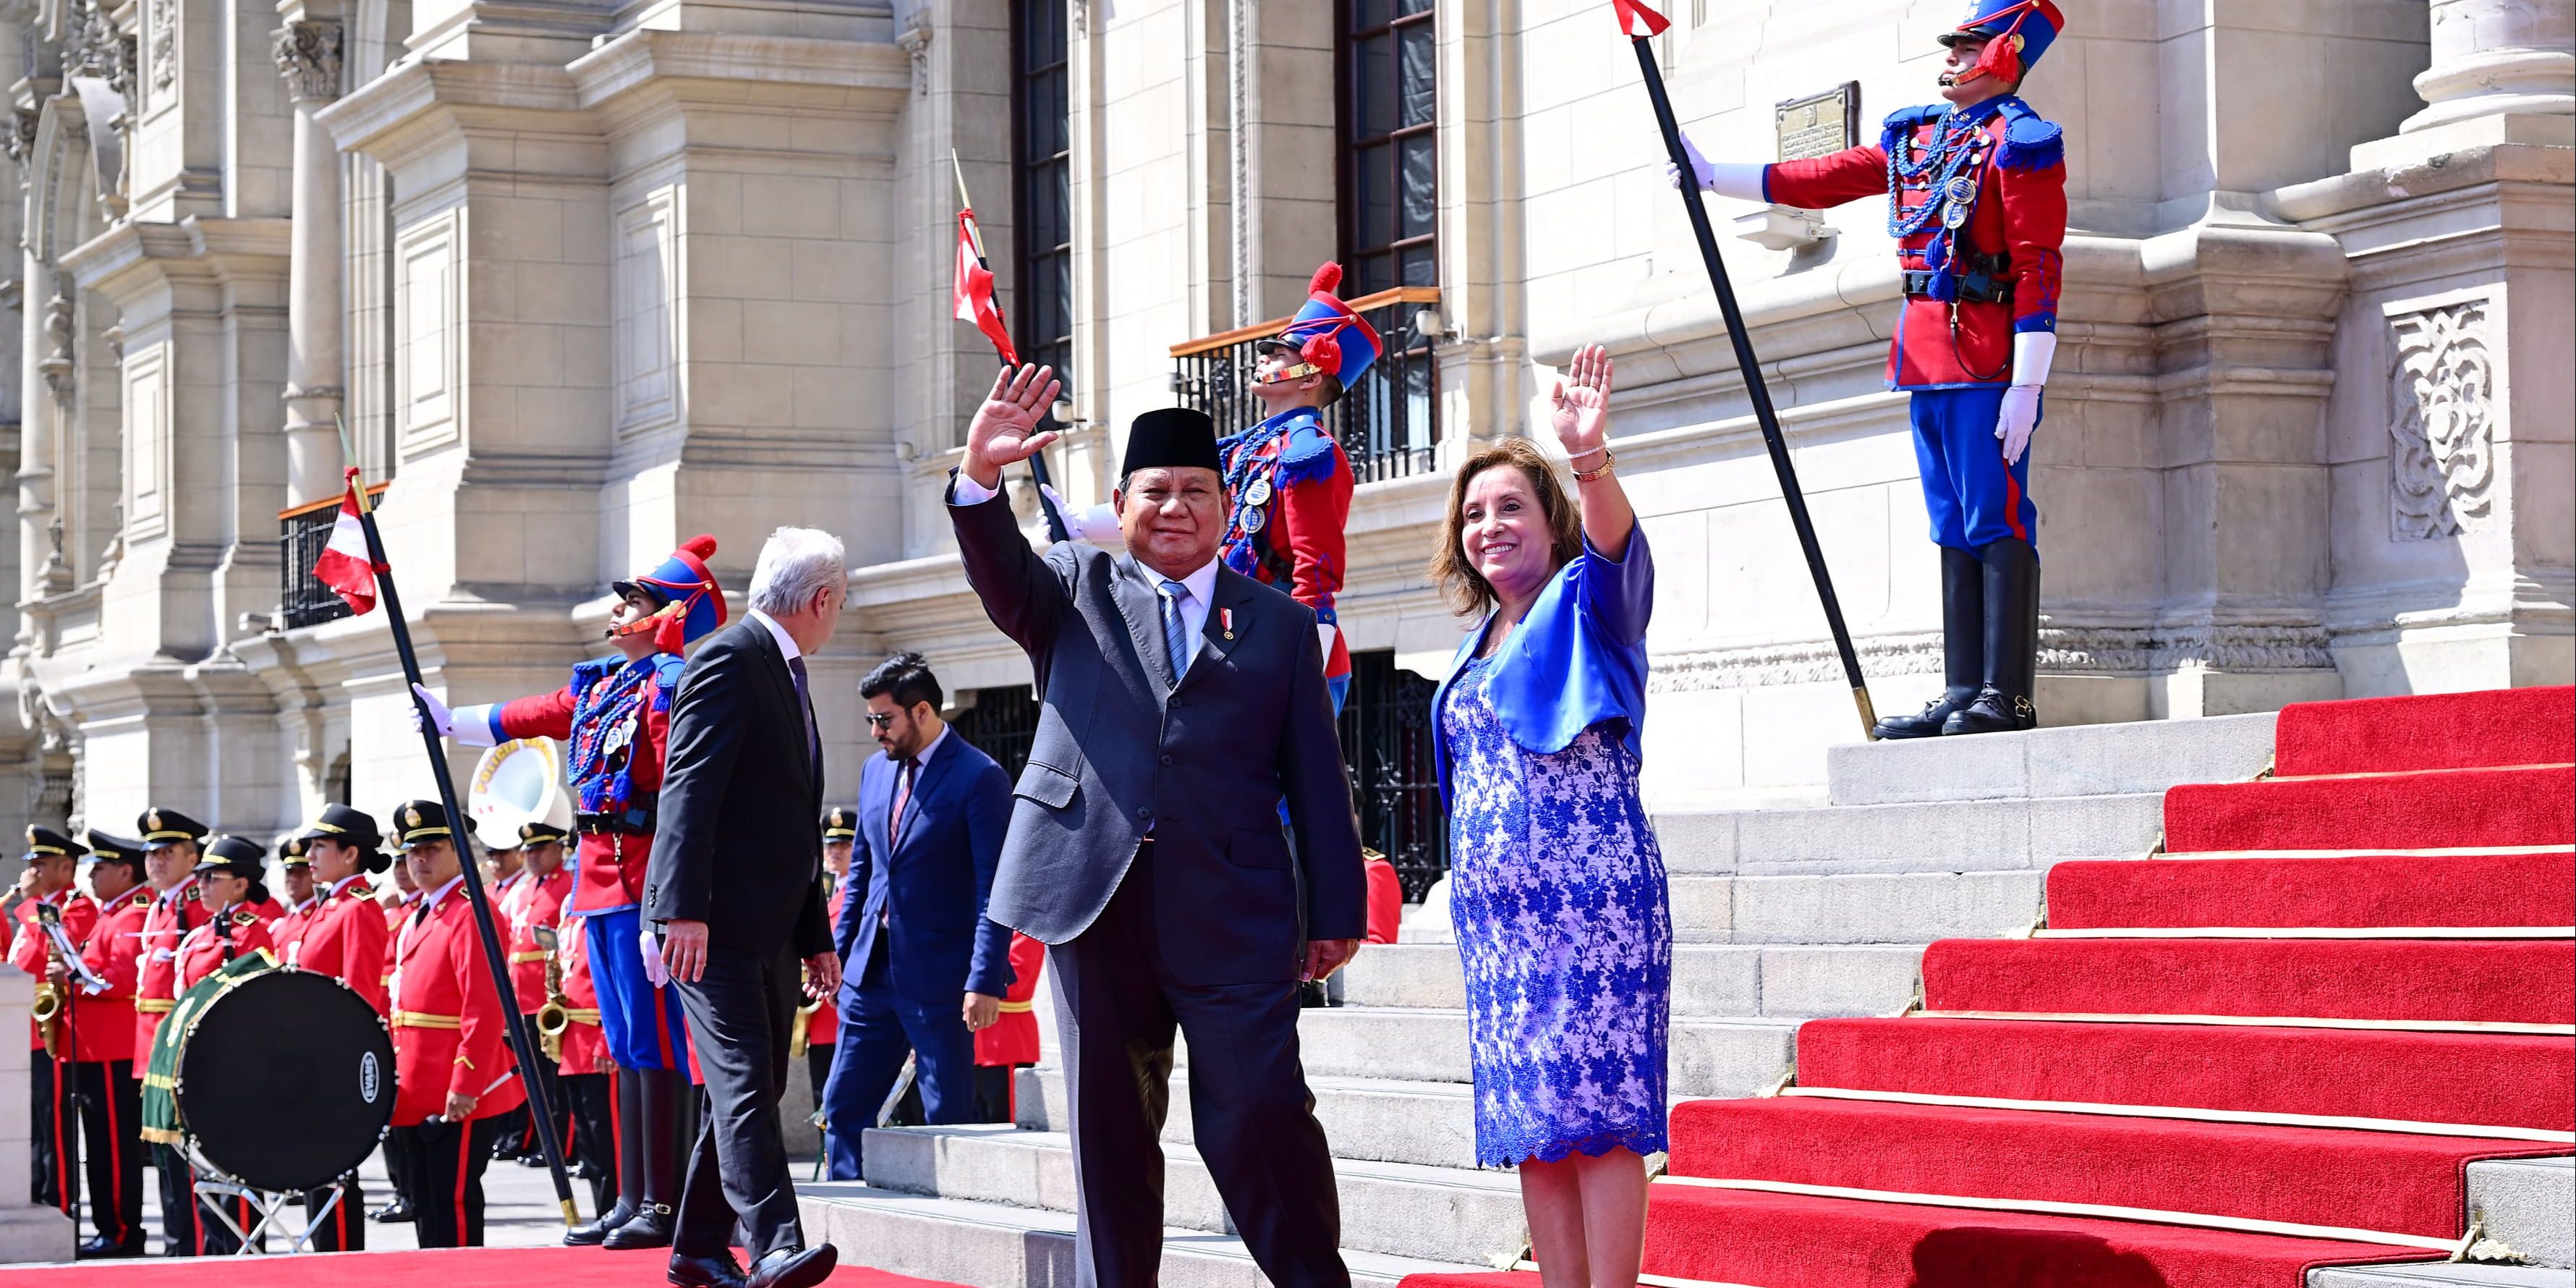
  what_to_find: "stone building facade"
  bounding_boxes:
[0,0,2565,849]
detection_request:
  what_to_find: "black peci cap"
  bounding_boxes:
[1118,407,1224,479]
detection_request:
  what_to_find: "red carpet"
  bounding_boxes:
[2274,686,2575,776]
[2045,850,2576,929]
[1666,1097,2562,1239]
[0,1247,958,1288]
[1795,1017,2576,1133]
[1920,938,2575,1025]
[2162,763,2575,853]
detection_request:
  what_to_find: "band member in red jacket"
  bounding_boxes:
[554,912,616,1214]
[374,856,423,1224]
[1677,0,2069,740]
[410,537,724,1250]
[12,827,98,1224]
[171,839,279,993]
[970,931,1046,1122]
[70,831,150,1257]
[129,807,211,1255]
[502,821,574,1165]
[281,804,393,1249]
[385,801,529,1249]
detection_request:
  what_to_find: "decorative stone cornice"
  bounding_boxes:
[272,20,344,103]
[896,8,931,96]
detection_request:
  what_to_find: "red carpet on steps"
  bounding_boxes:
[0,1247,958,1288]
[2274,685,2575,776]
[2162,763,2575,853]
[1795,1017,2576,1132]
[1921,937,2575,1025]
[2045,850,2576,928]
[1667,1097,2562,1239]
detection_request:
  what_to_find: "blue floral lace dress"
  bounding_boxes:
[1441,648,1673,1168]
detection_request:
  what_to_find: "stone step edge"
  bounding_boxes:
[797,1182,1490,1287]
[867,1123,1517,1195]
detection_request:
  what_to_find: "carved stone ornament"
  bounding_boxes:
[272,21,344,102]
[2388,297,2496,541]
[3,108,35,164]
[150,0,176,94]
[896,9,932,96]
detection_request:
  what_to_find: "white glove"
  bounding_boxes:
[1665,129,1770,202]
[410,683,456,738]
[639,928,669,988]
[1317,622,1338,664]
[1040,483,1123,545]
[1996,332,2057,467]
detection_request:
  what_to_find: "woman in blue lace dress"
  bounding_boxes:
[1429,344,1667,1288]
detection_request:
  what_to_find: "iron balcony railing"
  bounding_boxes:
[278,485,385,631]
[1169,286,1442,484]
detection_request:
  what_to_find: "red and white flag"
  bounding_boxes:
[313,470,378,615]
[1610,0,1670,37]
[953,209,1021,367]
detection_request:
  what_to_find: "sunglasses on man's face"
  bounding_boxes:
[864,712,900,729]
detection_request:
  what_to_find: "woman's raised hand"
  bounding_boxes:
[963,364,1064,489]
[1549,344,1615,462]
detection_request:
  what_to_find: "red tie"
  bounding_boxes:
[889,755,922,850]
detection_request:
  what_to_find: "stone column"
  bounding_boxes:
[274,20,344,507]
[2405,0,2575,132]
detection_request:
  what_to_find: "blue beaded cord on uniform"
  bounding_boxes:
[1884,106,1991,303]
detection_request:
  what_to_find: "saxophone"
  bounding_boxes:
[532,925,570,1064]
[31,904,65,1060]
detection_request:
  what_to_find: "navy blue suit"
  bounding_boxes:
[819,730,1014,1179]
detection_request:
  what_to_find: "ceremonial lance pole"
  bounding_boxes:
[334,432,582,1225]
[1611,1,1879,739]
[954,151,1072,543]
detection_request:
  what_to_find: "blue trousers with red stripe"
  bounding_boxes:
[585,907,692,1071]
[1909,386,2039,552]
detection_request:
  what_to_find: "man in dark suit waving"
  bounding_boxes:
[817,651,1016,1180]
[645,525,847,1288]
[948,365,1365,1288]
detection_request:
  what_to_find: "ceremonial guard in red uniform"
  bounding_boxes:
[1680,0,2069,738]
[807,808,859,1101]
[129,806,212,1255]
[281,804,392,1249]
[69,831,150,1257]
[970,931,1045,1122]
[170,838,277,993]
[384,800,529,1249]
[410,535,725,1250]
[271,836,318,957]
[502,820,574,1166]
[12,827,98,1221]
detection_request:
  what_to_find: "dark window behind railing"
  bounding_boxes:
[1169,286,1441,484]
[278,486,385,631]
[1339,649,1448,902]
[953,684,1042,784]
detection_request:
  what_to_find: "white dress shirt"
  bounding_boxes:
[749,607,802,661]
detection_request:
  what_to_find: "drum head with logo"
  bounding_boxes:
[178,969,395,1192]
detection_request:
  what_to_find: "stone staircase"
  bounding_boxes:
[796,708,2567,1287]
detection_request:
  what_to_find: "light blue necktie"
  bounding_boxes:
[1157,579,1191,687]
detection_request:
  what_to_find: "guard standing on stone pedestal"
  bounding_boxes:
[1676,0,2070,738]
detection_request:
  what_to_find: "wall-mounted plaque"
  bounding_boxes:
[1775,82,1862,163]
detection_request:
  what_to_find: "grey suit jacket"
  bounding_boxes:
[948,484,1364,987]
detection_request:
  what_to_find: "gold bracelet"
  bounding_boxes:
[1573,449,1617,483]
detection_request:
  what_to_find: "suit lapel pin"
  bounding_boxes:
[1221,608,1235,640]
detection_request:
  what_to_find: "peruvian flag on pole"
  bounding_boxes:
[953,209,1020,367]
[313,468,379,615]
[1610,0,1670,36]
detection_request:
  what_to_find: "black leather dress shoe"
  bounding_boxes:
[667,1250,750,1288]
[603,1200,676,1249]
[746,1244,838,1288]
[370,1197,415,1223]
[566,1199,637,1246]
[76,1235,146,1258]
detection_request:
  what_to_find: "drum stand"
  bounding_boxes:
[192,1173,342,1255]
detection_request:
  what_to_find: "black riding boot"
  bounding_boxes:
[601,1068,684,1249]
[564,1070,644,1245]
[1945,537,2041,734]
[1876,546,1986,739]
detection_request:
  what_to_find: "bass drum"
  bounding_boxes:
[177,969,396,1192]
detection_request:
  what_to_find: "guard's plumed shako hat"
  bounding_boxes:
[519,820,571,847]
[1258,262,1382,386]
[299,803,383,852]
[612,535,728,654]
[821,807,858,842]
[392,800,455,849]
[1120,407,1224,479]
[24,826,86,862]
[192,835,267,880]
[1940,0,2065,88]
[138,808,208,846]
[84,831,147,866]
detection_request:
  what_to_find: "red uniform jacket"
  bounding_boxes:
[76,888,153,1064]
[271,897,321,964]
[556,918,610,1077]
[11,891,99,1054]
[1364,855,1402,945]
[1763,98,2067,390]
[491,666,676,915]
[294,876,392,1016]
[132,884,205,1057]
[502,866,572,1016]
[173,908,276,993]
[973,932,1047,1068]
[389,881,528,1127]
[1219,410,1355,680]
